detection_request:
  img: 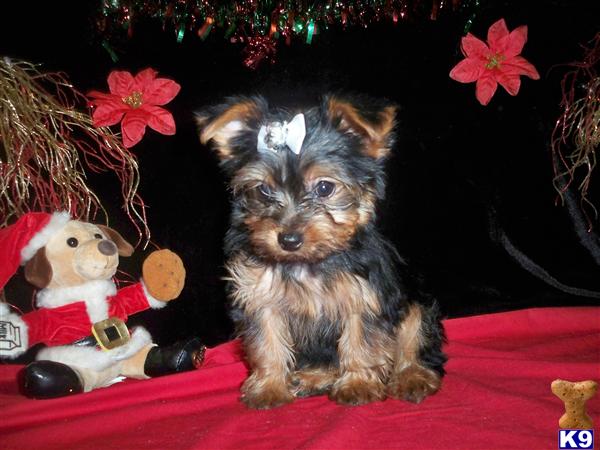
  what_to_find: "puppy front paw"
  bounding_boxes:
[241,374,294,409]
[387,365,441,404]
[290,367,337,397]
[329,372,386,406]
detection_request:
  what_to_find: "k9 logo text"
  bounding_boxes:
[559,430,594,449]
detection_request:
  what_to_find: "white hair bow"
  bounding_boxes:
[257,113,306,155]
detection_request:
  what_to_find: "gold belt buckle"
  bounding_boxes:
[91,318,130,350]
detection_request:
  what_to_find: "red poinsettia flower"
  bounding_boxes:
[88,68,180,147]
[449,18,540,106]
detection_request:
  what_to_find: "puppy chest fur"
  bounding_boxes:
[227,255,394,371]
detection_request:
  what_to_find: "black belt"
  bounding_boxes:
[72,318,131,350]
[72,335,98,347]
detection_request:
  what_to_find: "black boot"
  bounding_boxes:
[18,361,84,399]
[144,337,206,378]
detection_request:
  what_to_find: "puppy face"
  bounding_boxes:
[197,95,396,263]
[26,220,134,289]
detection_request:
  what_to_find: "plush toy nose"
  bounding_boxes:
[278,232,304,251]
[98,240,118,256]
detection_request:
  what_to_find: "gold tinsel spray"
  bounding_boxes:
[552,33,600,228]
[0,58,149,245]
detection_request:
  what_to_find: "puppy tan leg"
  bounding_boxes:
[330,313,391,406]
[387,304,441,403]
[241,308,295,409]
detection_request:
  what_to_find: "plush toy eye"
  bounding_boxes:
[67,237,79,248]
[315,180,335,198]
[94,233,103,239]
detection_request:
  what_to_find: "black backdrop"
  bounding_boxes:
[1,0,599,349]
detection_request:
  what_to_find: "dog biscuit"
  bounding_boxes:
[551,379,598,429]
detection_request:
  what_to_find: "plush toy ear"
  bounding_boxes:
[326,96,396,160]
[97,225,134,257]
[24,248,53,289]
[196,96,265,161]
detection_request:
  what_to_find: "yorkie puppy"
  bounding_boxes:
[197,95,446,409]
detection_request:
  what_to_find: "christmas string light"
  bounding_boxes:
[95,0,478,68]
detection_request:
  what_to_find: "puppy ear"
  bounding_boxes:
[24,248,53,289]
[97,225,134,257]
[326,96,396,160]
[196,96,265,161]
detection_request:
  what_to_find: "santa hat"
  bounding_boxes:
[0,212,70,291]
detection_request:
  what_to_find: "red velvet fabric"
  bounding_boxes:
[0,212,51,290]
[23,303,92,348]
[22,282,151,347]
[1,307,598,449]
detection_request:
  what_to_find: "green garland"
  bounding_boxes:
[96,0,479,64]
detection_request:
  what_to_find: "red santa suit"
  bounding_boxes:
[22,280,164,348]
[1,278,165,370]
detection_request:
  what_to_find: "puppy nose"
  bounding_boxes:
[98,240,117,256]
[278,232,304,251]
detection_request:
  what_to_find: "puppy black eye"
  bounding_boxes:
[67,237,79,248]
[258,183,274,198]
[94,233,103,239]
[315,180,335,198]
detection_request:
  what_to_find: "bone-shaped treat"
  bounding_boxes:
[551,379,598,429]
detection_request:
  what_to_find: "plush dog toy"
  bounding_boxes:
[0,212,205,398]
